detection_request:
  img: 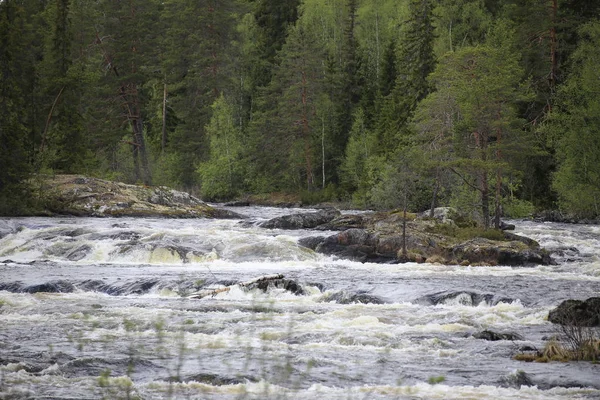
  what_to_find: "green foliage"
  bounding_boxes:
[503,198,535,219]
[427,375,446,385]
[1,0,600,217]
[199,94,248,201]
[545,21,600,218]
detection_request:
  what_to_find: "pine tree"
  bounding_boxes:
[378,0,436,152]
[544,21,600,218]
[421,21,530,227]
[0,0,34,214]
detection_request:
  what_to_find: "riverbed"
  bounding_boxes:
[1,207,599,399]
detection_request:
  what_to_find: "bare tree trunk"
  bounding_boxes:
[301,70,314,191]
[402,200,408,260]
[162,82,167,153]
[429,168,440,218]
[548,0,558,94]
[475,131,490,228]
[494,126,503,229]
[123,83,151,185]
[39,86,65,154]
[322,116,326,189]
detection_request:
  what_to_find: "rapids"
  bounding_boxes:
[0,207,599,399]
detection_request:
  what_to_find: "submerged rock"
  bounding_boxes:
[259,209,341,229]
[24,280,76,294]
[499,370,534,388]
[548,297,600,326]
[37,174,244,219]
[415,291,515,307]
[473,330,524,341]
[321,291,386,304]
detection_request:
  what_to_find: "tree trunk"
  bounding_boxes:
[188,274,285,299]
[402,202,408,260]
[475,131,490,228]
[162,82,167,153]
[494,126,503,229]
[429,169,439,218]
[301,70,314,190]
[548,0,558,93]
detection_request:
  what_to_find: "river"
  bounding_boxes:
[0,206,599,399]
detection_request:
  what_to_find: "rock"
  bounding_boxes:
[24,280,76,294]
[298,236,327,250]
[38,174,244,219]
[415,291,515,306]
[259,209,341,230]
[499,370,534,388]
[418,207,456,224]
[304,210,551,266]
[473,330,523,341]
[314,229,379,262]
[322,291,386,304]
[499,221,516,231]
[548,297,600,326]
[314,214,368,231]
[448,238,551,266]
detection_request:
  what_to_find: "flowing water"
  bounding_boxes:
[0,207,599,399]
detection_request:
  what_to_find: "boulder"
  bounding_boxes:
[38,175,243,219]
[259,209,341,229]
[473,330,523,341]
[447,238,551,266]
[548,297,600,326]
[314,214,367,231]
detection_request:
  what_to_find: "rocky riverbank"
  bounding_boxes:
[35,175,242,218]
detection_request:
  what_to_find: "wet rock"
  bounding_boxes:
[0,281,25,292]
[448,238,551,266]
[315,229,381,262]
[499,221,516,231]
[298,236,326,250]
[322,291,386,304]
[499,370,534,388]
[415,291,514,307]
[66,244,91,261]
[170,373,258,385]
[548,297,600,326]
[259,209,341,230]
[473,330,523,341]
[24,280,76,293]
[251,278,305,295]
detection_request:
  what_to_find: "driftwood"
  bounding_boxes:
[187,274,284,299]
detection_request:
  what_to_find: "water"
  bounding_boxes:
[0,208,599,399]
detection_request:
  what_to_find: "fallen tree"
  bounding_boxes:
[187,274,285,299]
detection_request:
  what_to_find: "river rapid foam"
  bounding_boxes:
[1,208,599,399]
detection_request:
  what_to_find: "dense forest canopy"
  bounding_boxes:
[1,0,599,223]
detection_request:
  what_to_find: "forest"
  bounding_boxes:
[1,0,600,225]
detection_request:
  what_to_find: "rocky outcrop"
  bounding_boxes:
[39,175,242,218]
[447,238,552,266]
[258,209,341,229]
[548,297,600,326]
[293,210,552,266]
